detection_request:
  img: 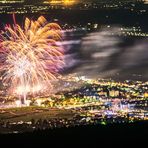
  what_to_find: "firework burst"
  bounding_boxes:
[0,16,64,104]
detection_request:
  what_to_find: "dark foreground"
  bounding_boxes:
[0,121,148,147]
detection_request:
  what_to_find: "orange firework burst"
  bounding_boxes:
[0,16,64,104]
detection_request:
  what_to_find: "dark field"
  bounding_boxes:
[0,107,74,122]
[0,107,76,134]
[0,121,148,147]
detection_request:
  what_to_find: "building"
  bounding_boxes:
[44,0,76,5]
[0,0,24,3]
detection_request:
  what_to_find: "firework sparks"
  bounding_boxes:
[0,16,64,104]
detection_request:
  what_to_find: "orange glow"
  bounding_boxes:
[63,0,75,5]
[50,0,62,4]
[0,16,64,104]
[45,0,76,5]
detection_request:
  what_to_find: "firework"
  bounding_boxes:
[0,16,64,104]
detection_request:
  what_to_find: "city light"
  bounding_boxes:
[44,0,76,5]
[0,0,147,135]
[63,0,75,5]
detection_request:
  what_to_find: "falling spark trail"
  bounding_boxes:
[0,16,64,104]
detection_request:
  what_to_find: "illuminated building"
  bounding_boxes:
[109,90,120,97]
[0,0,24,3]
[144,0,148,4]
[44,0,76,5]
[144,93,148,98]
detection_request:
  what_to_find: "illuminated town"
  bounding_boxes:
[0,0,148,13]
[0,0,148,135]
[0,73,147,133]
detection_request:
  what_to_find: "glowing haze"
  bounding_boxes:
[0,16,64,104]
